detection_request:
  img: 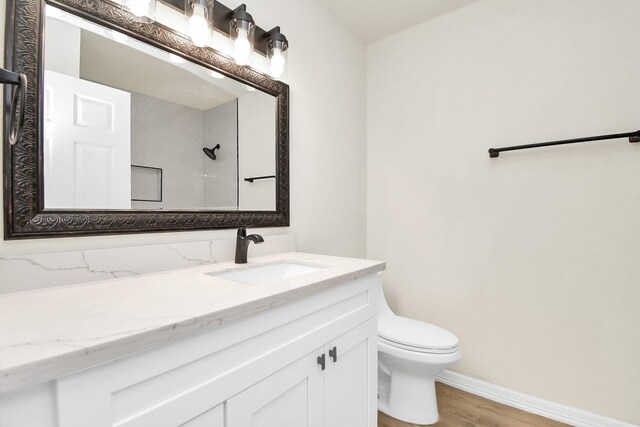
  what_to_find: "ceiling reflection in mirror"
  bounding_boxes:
[43,5,276,211]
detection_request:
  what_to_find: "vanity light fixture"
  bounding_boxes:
[188,0,212,47]
[229,4,255,66]
[263,26,288,79]
[122,0,156,22]
[156,0,289,78]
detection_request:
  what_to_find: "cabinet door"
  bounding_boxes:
[226,347,324,427]
[324,319,377,427]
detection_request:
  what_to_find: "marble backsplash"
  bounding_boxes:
[0,233,296,295]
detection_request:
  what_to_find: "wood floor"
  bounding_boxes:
[378,383,570,427]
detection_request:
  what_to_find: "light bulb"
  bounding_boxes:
[188,3,210,47]
[234,27,252,65]
[127,0,151,17]
[269,47,286,78]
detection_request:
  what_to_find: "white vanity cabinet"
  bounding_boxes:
[0,272,380,427]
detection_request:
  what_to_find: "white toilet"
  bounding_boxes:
[377,283,462,425]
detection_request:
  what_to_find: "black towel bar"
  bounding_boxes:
[489,130,640,158]
[244,175,276,183]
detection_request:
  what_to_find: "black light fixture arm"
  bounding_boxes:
[489,129,640,158]
[263,26,288,50]
[0,67,27,146]
[228,4,253,24]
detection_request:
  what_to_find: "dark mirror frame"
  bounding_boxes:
[3,0,289,239]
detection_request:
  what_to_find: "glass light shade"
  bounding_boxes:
[264,27,289,80]
[268,44,287,79]
[230,20,255,66]
[188,2,211,47]
[123,0,156,22]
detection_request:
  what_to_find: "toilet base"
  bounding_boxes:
[378,371,439,425]
[377,342,461,425]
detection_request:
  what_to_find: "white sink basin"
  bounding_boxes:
[208,261,325,285]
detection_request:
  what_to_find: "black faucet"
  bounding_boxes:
[235,227,264,264]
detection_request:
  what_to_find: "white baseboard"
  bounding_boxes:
[436,370,638,427]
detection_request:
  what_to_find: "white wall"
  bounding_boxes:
[0,0,366,260]
[232,0,368,256]
[44,18,80,77]
[367,0,640,424]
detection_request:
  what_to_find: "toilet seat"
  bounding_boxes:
[378,335,459,354]
[378,315,459,354]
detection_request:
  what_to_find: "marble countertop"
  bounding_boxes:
[0,252,384,395]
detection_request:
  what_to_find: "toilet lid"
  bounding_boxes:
[378,315,459,352]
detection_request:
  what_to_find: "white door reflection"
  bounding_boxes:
[44,70,131,209]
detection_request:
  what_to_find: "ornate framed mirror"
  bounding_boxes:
[3,0,289,239]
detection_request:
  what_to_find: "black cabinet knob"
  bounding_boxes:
[317,353,326,371]
[329,346,337,363]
